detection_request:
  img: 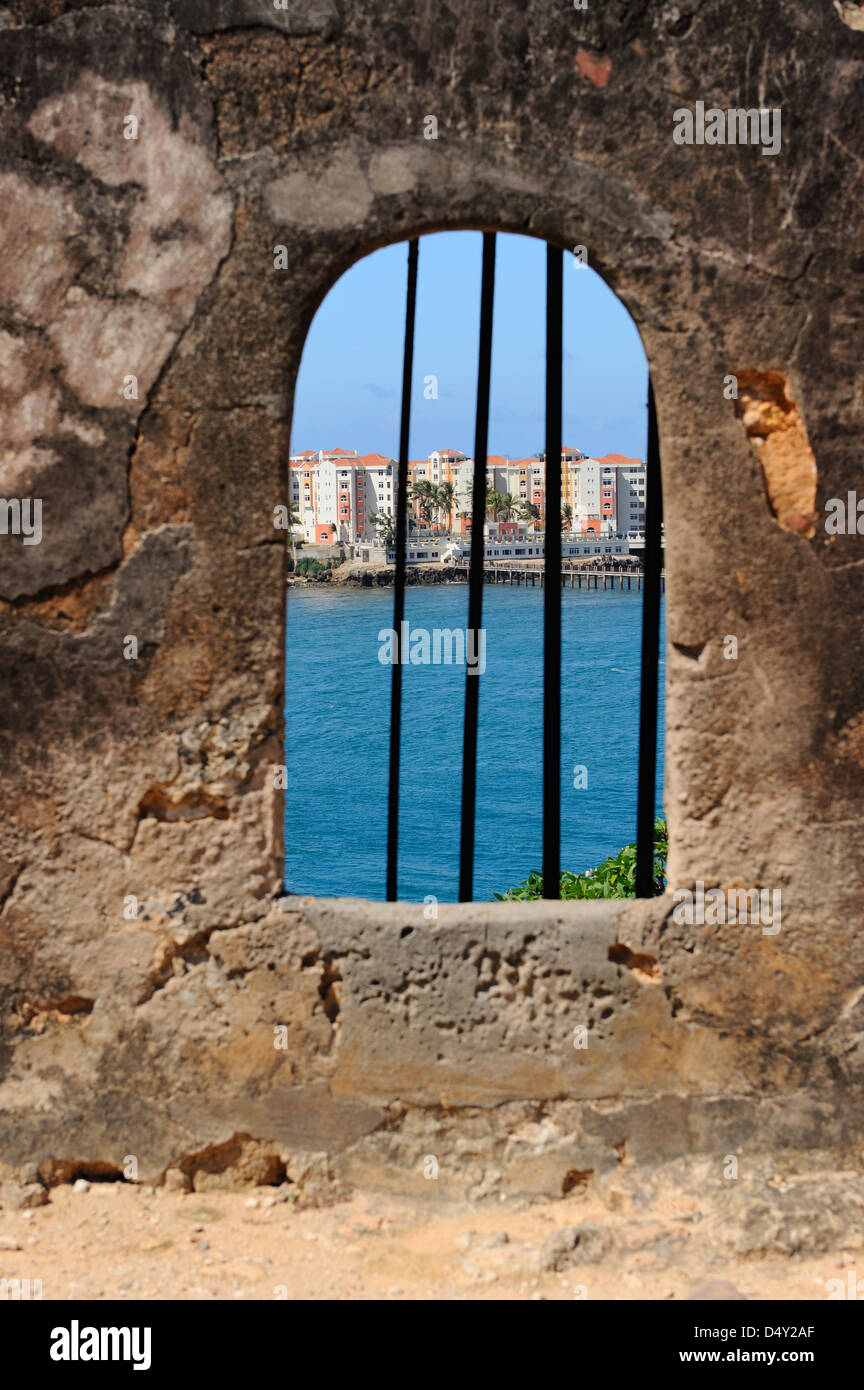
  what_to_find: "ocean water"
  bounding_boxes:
[284,582,665,902]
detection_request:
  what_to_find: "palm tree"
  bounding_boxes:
[411,478,436,531]
[461,478,501,528]
[496,492,521,522]
[561,503,573,534]
[435,481,456,534]
[485,488,504,521]
[520,500,541,528]
[456,488,476,538]
[372,512,398,548]
[287,503,302,564]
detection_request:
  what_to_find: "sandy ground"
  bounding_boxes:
[0,1181,851,1301]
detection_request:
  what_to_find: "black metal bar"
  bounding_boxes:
[543,245,563,900]
[458,232,497,903]
[636,376,664,897]
[386,238,419,902]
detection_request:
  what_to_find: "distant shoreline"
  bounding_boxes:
[289,562,467,587]
[288,559,649,589]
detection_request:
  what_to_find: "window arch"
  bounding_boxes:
[285,231,664,904]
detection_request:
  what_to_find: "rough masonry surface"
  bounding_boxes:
[0,0,862,1196]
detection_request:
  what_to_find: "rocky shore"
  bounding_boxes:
[289,562,467,587]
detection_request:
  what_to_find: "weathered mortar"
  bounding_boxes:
[0,0,863,1194]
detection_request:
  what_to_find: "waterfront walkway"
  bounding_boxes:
[452,562,665,590]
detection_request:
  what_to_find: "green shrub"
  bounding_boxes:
[494,817,668,901]
[296,557,326,576]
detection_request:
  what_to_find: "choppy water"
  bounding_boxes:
[284,583,665,901]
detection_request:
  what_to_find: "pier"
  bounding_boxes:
[452,562,665,591]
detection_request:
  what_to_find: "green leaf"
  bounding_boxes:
[494,819,668,902]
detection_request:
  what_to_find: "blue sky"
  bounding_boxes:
[291,230,648,462]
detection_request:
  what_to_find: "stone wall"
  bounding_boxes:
[1,0,863,1197]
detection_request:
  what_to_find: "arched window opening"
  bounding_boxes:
[285,231,665,903]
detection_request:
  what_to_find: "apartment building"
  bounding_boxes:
[289,447,397,542]
[452,447,586,532]
[569,453,647,536]
[289,446,647,543]
[408,448,467,530]
[427,448,467,482]
[358,454,398,536]
[289,448,353,542]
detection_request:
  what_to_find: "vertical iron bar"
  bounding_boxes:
[543,245,563,899]
[458,232,497,902]
[636,376,664,897]
[386,238,419,901]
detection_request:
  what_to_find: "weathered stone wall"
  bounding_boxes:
[1,0,863,1196]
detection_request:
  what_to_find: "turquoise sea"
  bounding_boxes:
[284,583,665,902]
